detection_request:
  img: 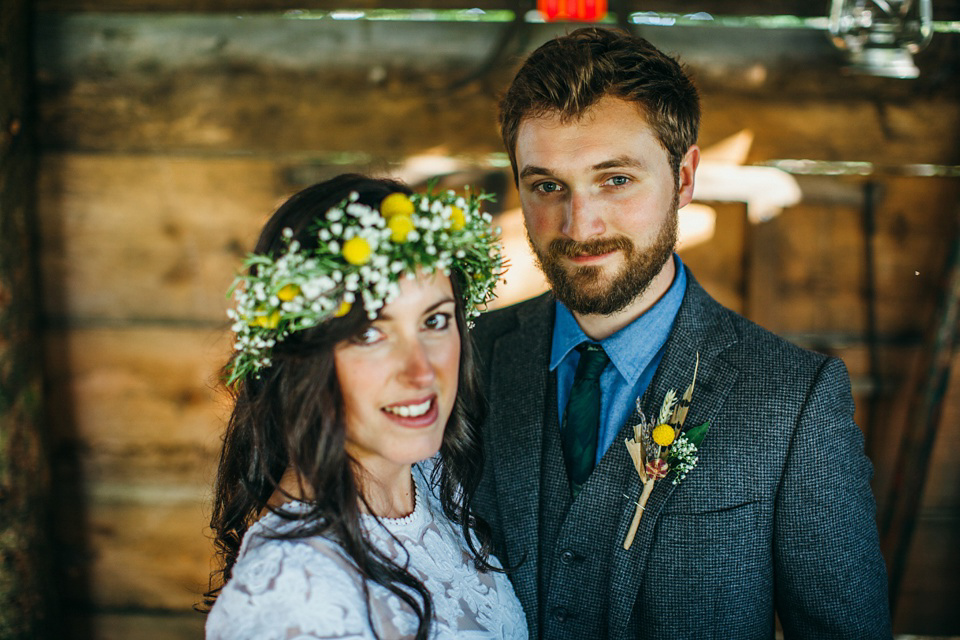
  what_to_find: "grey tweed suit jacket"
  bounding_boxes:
[471,270,892,639]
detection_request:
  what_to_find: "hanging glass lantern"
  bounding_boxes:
[829,0,934,78]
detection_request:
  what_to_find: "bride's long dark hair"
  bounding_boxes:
[202,174,494,640]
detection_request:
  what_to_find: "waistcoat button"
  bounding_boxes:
[559,549,576,565]
[552,606,569,622]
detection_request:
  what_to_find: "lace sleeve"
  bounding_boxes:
[206,535,376,640]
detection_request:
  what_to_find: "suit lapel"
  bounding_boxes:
[608,277,741,638]
[485,294,555,622]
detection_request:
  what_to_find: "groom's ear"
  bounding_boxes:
[676,145,700,209]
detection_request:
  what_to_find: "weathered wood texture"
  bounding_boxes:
[33,16,960,156]
[47,327,228,618]
[32,11,960,638]
[0,1,59,638]
[37,154,281,324]
[748,179,960,339]
[38,155,960,336]
[64,613,204,640]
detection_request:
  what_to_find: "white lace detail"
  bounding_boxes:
[206,458,528,639]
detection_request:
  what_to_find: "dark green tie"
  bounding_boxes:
[561,342,610,495]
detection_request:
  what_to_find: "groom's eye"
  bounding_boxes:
[535,181,561,194]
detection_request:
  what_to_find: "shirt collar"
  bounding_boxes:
[550,254,687,385]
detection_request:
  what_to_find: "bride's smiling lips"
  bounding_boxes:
[380,395,439,428]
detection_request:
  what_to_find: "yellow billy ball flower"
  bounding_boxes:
[255,311,281,329]
[276,284,300,301]
[388,214,415,243]
[380,192,414,218]
[342,236,372,265]
[333,299,352,318]
[449,206,466,231]
[652,424,676,447]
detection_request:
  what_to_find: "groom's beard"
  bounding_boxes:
[528,200,679,317]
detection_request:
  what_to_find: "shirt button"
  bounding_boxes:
[559,549,576,565]
[552,606,569,622]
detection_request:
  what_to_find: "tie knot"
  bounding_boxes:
[575,343,609,381]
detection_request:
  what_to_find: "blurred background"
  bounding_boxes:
[1,0,959,638]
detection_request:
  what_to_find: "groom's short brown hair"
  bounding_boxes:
[499,27,701,183]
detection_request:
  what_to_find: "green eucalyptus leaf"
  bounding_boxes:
[685,422,711,448]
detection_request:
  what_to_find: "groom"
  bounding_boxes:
[472,27,891,639]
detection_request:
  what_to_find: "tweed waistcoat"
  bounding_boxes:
[538,375,622,638]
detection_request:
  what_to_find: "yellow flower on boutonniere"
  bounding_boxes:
[623,354,711,550]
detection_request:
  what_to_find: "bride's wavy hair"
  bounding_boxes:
[202,174,495,640]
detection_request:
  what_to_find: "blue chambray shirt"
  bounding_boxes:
[550,253,687,464]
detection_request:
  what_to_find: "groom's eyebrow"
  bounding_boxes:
[519,165,553,180]
[519,155,646,180]
[591,155,645,171]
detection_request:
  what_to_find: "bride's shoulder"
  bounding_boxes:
[207,524,370,639]
[237,517,358,588]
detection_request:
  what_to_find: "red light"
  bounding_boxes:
[538,0,608,22]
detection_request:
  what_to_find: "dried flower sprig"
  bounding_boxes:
[623,354,710,550]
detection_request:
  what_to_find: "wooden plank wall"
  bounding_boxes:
[31,6,960,638]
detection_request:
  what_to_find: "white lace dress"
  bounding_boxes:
[205,460,528,639]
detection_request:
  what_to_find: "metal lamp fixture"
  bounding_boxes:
[537,0,608,21]
[829,0,934,78]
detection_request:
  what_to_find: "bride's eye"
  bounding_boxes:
[423,312,452,332]
[351,326,384,346]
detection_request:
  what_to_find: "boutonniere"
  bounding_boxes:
[622,354,710,550]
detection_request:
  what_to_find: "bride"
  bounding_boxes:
[204,174,527,639]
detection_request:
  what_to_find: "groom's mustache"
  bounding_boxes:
[548,235,633,259]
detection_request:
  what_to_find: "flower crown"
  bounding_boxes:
[225,188,504,385]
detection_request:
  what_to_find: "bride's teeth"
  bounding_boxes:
[385,399,431,418]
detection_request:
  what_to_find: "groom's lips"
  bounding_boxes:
[567,249,619,264]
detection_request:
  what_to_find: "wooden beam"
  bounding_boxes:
[32,15,960,157]
[31,1,830,17]
[31,0,960,21]
[32,69,960,161]
[0,0,59,637]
